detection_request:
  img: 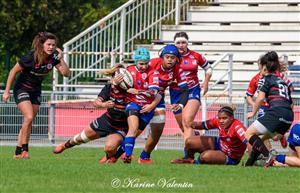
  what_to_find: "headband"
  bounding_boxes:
[174,37,188,44]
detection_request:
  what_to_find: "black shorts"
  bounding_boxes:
[90,113,128,138]
[13,88,41,105]
[257,106,294,135]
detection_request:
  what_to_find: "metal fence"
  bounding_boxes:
[1,91,299,152]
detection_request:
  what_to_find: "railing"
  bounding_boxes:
[60,0,194,92]
[1,90,297,153]
[201,53,233,120]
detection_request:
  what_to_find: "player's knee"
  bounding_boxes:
[200,152,209,163]
[23,115,34,125]
[182,118,192,129]
[185,137,193,149]
[104,144,116,154]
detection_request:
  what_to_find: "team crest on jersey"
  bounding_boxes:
[47,63,53,69]
[168,72,173,78]
[184,60,188,65]
[137,80,141,87]
[142,73,147,79]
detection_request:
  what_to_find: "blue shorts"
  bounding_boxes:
[169,85,201,114]
[156,96,166,109]
[258,106,269,118]
[125,102,155,125]
[287,123,300,151]
[214,137,240,165]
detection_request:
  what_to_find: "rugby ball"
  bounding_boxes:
[116,68,134,90]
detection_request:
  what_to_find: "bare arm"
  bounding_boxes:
[140,92,162,113]
[202,69,212,96]
[55,48,70,77]
[191,121,205,130]
[247,91,265,119]
[93,97,114,109]
[3,63,23,102]
[246,96,255,108]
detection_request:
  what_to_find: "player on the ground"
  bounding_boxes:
[171,106,247,165]
[265,122,300,167]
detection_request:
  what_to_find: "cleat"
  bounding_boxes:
[123,155,133,164]
[53,143,67,154]
[120,153,134,161]
[170,158,195,164]
[280,136,287,148]
[264,149,277,168]
[264,156,276,168]
[138,158,154,164]
[98,156,108,164]
[21,151,30,159]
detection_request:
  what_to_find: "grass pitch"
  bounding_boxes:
[0,146,299,193]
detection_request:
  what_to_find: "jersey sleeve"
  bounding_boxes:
[202,117,219,130]
[246,76,258,97]
[233,121,247,143]
[98,84,111,101]
[195,52,210,70]
[258,76,269,93]
[18,51,35,69]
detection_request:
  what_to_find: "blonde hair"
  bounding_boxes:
[98,64,124,76]
[32,32,58,65]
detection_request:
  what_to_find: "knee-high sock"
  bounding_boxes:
[245,135,269,166]
[140,150,151,159]
[114,144,125,159]
[124,137,135,157]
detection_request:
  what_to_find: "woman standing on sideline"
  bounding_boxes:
[2,32,70,159]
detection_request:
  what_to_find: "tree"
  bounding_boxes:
[0,0,127,88]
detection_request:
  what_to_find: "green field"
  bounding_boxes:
[0,146,299,193]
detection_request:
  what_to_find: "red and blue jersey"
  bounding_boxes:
[126,65,159,106]
[149,58,187,93]
[202,118,247,160]
[170,49,208,90]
